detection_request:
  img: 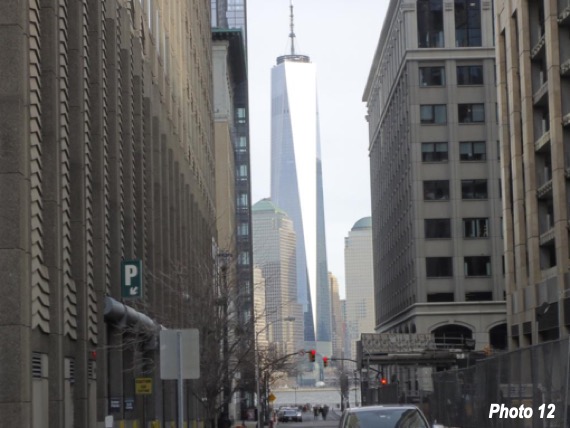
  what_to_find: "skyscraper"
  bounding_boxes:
[252,199,303,353]
[344,217,375,360]
[270,3,332,353]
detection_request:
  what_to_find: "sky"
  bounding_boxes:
[246,0,388,299]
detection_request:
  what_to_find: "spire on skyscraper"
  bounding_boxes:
[289,1,296,55]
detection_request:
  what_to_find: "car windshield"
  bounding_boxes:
[346,408,429,428]
[284,410,297,415]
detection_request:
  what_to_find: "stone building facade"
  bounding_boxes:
[363,0,507,349]
[0,0,216,426]
[496,0,570,346]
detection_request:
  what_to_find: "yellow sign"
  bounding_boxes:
[135,377,153,395]
[268,393,276,402]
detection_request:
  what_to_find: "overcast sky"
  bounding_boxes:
[247,0,388,299]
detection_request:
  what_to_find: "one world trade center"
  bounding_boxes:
[270,2,332,356]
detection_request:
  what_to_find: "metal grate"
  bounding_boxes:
[32,353,43,379]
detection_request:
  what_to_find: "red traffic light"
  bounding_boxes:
[323,357,329,368]
[309,349,316,362]
[380,377,388,385]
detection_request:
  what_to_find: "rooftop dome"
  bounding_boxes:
[352,216,372,230]
[252,198,287,216]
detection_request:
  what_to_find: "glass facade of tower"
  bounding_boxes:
[271,55,332,347]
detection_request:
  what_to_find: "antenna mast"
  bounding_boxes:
[289,1,295,55]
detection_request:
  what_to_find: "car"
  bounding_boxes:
[278,408,301,422]
[338,405,431,428]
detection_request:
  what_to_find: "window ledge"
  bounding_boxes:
[459,160,487,163]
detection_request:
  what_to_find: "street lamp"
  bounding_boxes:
[255,316,295,428]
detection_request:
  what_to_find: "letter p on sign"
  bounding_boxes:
[121,260,143,299]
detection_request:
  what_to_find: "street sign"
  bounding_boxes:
[135,377,153,395]
[109,398,121,412]
[121,260,143,299]
[124,398,135,411]
[268,393,276,402]
[160,329,200,380]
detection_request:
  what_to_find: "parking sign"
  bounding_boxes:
[121,260,143,299]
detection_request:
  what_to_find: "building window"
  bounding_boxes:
[237,222,249,237]
[238,251,250,266]
[425,219,451,238]
[465,291,493,301]
[420,105,447,124]
[236,136,247,153]
[464,256,491,276]
[424,180,450,200]
[422,142,448,161]
[457,65,483,85]
[237,192,249,208]
[427,293,455,302]
[426,257,453,277]
[236,108,246,124]
[458,104,485,123]
[459,141,486,161]
[417,0,444,48]
[236,164,248,181]
[463,218,489,238]
[461,179,487,199]
[455,0,481,47]
[420,66,445,86]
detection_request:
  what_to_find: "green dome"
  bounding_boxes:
[252,198,287,216]
[352,216,372,230]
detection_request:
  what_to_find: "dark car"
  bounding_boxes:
[338,405,430,428]
[279,408,301,422]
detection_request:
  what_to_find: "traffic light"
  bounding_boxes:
[309,349,316,362]
[323,357,329,368]
[379,372,387,385]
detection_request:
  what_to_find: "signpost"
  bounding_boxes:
[121,260,143,299]
[135,377,153,395]
[160,329,200,428]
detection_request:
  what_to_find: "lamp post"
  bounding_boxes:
[255,316,295,428]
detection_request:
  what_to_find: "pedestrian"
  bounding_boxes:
[322,405,329,421]
[313,406,319,420]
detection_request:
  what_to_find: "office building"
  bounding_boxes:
[0,0,216,426]
[329,272,345,359]
[344,217,375,360]
[363,0,506,350]
[496,0,570,346]
[270,4,332,354]
[252,199,303,353]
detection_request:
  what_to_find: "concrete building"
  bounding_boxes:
[496,0,570,346]
[0,0,217,426]
[253,266,269,349]
[329,272,345,360]
[252,199,303,354]
[270,4,332,355]
[363,0,507,351]
[344,217,375,360]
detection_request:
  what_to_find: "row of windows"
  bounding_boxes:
[420,103,485,124]
[424,179,489,200]
[425,218,491,239]
[420,65,483,86]
[417,0,482,49]
[426,256,491,277]
[422,141,486,161]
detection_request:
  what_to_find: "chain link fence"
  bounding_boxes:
[429,339,570,427]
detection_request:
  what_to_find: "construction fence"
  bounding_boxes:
[430,338,570,427]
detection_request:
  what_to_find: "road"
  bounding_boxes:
[279,410,340,428]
